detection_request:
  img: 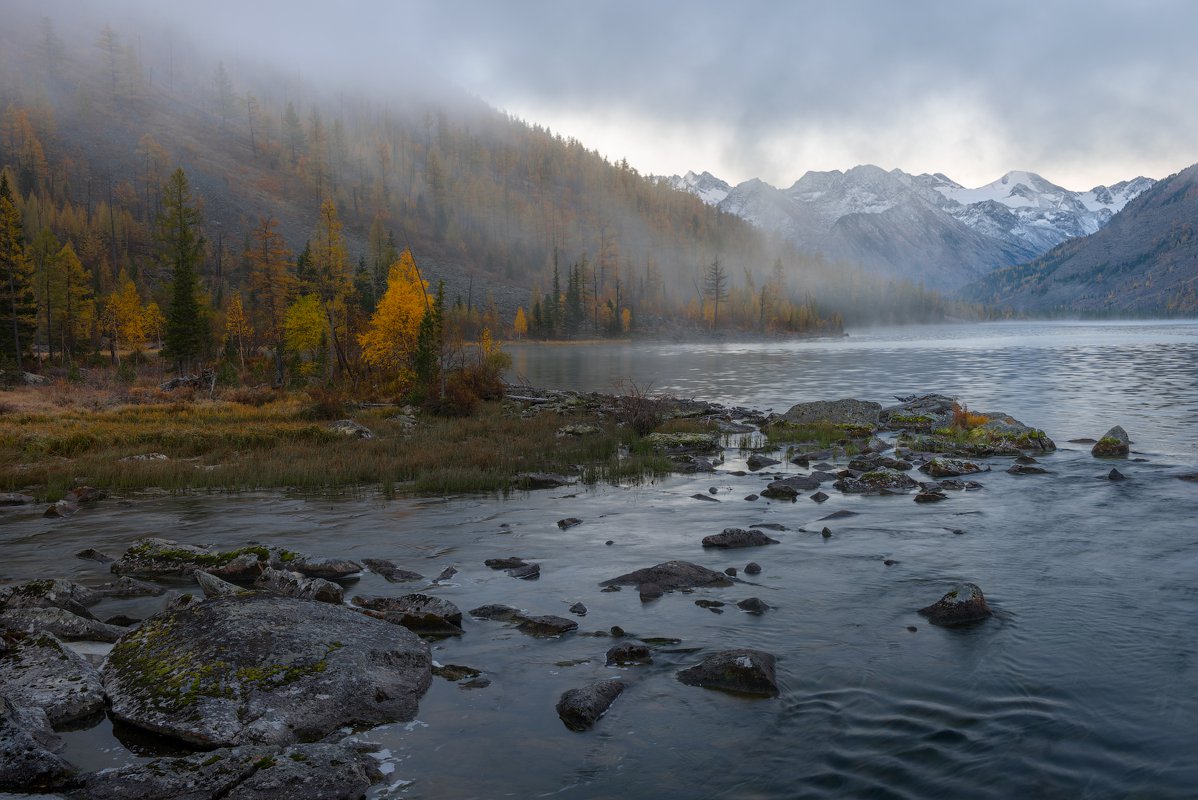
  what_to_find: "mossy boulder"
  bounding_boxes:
[643,431,722,454]
[102,593,431,747]
[781,398,881,428]
[1091,426,1130,458]
[920,457,987,478]
[833,467,920,494]
[918,583,993,626]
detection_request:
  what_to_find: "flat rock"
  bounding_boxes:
[690,493,720,502]
[361,559,423,582]
[600,561,734,591]
[0,492,35,506]
[555,679,625,731]
[196,571,244,599]
[507,563,540,580]
[328,419,375,439]
[918,583,993,626]
[254,568,343,604]
[286,556,361,581]
[102,593,431,747]
[110,538,271,580]
[0,607,127,643]
[432,663,481,681]
[514,472,576,489]
[760,475,821,500]
[74,548,114,563]
[557,518,583,529]
[468,604,523,622]
[1007,464,1049,475]
[643,431,721,454]
[0,633,105,725]
[352,593,463,635]
[701,528,779,549]
[90,576,165,598]
[0,579,101,618]
[834,467,919,495]
[1092,425,1131,458]
[737,597,770,614]
[676,649,779,697]
[746,453,781,471]
[516,614,578,637]
[920,457,986,478]
[484,557,527,570]
[0,698,72,791]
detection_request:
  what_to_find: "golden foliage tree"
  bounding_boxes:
[224,292,252,370]
[284,293,325,366]
[358,248,428,380]
[99,273,145,363]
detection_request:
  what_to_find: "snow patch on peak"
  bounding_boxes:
[664,170,732,205]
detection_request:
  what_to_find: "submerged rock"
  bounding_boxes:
[760,475,821,500]
[102,593,432,747]
[1092,425,1130,458]
[0,492,35,506]
[918,583,993,626]
[506,562,541,580]
[516,614,578,637]
[484,557,527,570]
[556,679,625,731]
[736,597,770,614]
[468,604,523,622]
[432,663,482,682]
[514,472,577,489]
[361,558,423,583]
[557,517,583,530]
[746,453,781,471]
[0,632,105,725]
[676,649,779,697]
[1007,464,1049,475]
[600,561,734,592]
[701,528,779,549]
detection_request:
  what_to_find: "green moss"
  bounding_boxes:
[765,421,872,446]
[201,754,223,767]
[253,756,277,769]
[888,414,934,426]
[288,752,309,763]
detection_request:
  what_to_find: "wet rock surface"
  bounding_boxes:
[0,633,105,726]
[1092,425,1130,458]
[102,593,431,747]
[600,561,735,592]
[361,559,423,582]
[918,583,993,626]
[0,697,73,791]
[701,528,779,548]
[254,568,344,604]
[834,467,920,494]
[556,679,625,731]
[676,649,779,697]
[352,593,464,636]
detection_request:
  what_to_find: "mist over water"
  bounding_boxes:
[4,321,1198,798]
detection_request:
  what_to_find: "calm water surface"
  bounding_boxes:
[3,321,1197,799]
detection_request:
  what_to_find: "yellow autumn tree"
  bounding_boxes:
[284,294,326,364]
[99,273,146,363]
[513,306,527,338]
[358,248,429,379]
[225,292,252,370]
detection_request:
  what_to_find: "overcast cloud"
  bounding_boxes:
[85,0,1198,188]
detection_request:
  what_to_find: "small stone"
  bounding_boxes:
[605,540,614,546]
[907,625,918,632]
[484,557,527,569]
[432,663,481,681]
[507,563,541,580]
[914,491,947,503]
[1007,464,1049,475]
[557,517,583,529]
[694,599,725,609]
[569,602,587,616]
[883,559,899,566]
[676,649,778,697]
[724,567,738,577]
[460,676,491,689]
[517,615,578,637]
[691,493,720,502]
[701,528,779,549]
[744,562,762,575]
[821,527,832,538]
[610,625,626,637]
[434,565,458,581]
[75,548,114,563]
[1107,468,1126,481]
[744,494,758,501]
[556,679,625,731]
[709,486,718,494]
[918,583,992,626]
[810,491,829,503]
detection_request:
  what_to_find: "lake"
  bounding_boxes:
[3,320,1198,799]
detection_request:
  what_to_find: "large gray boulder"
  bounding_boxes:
[599,561,735,592]
[102,593,431,747]
[110,539,272,580]
[833,467,920,494]
[0,698,73,791]
[0,633,105,725]
[676,649,779,697]
[780,398,881,428]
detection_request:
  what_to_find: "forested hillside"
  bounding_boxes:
[0,7,957,390]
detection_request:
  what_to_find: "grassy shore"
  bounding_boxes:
[0,385,683,500]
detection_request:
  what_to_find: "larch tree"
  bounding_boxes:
[53,240,93,360]
[308,198,352,376]
[513,306,527,338]
[703,257,729,330]
[224,292,252,370]
[0,175,36,366]
[158,168,207,375]
[247,216,293,385]
[358,248,429,380]
[100,273,145,364]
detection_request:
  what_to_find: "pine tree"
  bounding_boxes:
[158,168,207,375]
[0,175,35,366]
[308,199,352,376]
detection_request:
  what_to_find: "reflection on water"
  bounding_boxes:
[3,321,1198,798]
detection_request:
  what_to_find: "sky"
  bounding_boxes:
[78,0,1198,189]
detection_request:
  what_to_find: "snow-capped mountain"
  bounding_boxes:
[665,166,1155,288]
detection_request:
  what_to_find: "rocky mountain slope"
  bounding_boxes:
[961,163,1198,314]
[667,166,1154,290]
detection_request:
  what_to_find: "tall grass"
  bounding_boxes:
[0,397,670,498]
